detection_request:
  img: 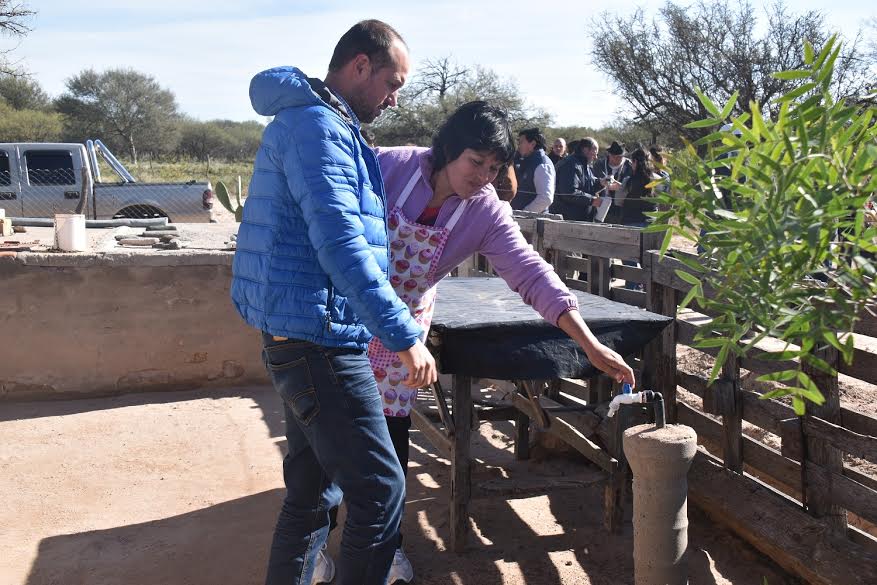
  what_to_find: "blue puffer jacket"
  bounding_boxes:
[231,67,422,352]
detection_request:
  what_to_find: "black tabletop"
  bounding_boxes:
[429,277,672,379]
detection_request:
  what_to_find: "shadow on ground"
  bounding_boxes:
[17,387,796,585]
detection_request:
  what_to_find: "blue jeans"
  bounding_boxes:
[262,334,405,585]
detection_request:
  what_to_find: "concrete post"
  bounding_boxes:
[623,423,698,585]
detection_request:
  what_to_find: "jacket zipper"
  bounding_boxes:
[325,283,334,331]
[357,135,390,267]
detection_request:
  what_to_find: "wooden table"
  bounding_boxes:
[413,277,673,551]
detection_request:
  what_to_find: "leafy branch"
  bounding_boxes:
[647,36,877,414]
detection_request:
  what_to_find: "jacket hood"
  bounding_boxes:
[248,66,333,117]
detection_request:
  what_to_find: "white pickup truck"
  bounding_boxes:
[0,140,214,222]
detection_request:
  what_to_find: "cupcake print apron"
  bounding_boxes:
[368,167,469,417]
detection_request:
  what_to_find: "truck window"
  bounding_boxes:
[25,151,75,186]
[0,152,10,186]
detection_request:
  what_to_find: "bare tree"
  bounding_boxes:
[590,0,870,142]
[405,57,469,109]
[372,57,551,146]
[0,1,35,75]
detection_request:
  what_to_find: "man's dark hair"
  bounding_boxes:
[580,137,598,152]
[328,20,406,73]
[518,128,546,151]
[432,101,515,172]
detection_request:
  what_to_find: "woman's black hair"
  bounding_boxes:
[431,101,515,172]
[630,147,655,181]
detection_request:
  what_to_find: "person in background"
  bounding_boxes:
[512,127,555,213]
[648,144,671,194]
[616,147,662,289]
[617,147,660,226]
[550,137,602,221]
[232,20,437,585]
[594,140,633,223]
[548,137,567,165]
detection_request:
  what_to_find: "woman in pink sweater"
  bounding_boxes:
[316,101,634,585]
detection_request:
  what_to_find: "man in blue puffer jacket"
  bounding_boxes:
[231,20,437,585]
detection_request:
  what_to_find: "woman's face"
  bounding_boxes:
[444,149,503,198]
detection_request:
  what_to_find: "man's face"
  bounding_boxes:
[348,40,410,124]
[552,139,565,156]
[608,153,624,167]
[517,135,535,157]
[584,145,599,163]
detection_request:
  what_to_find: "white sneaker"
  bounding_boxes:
[311,544,336,584]
[386,548,414,584]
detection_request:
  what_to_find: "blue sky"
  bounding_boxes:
[8,0,874,128]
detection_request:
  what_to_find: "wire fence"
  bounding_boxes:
[0,149,241,224]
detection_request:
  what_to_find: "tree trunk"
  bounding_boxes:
[129,135,138,166]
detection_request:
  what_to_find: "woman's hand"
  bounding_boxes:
[557,309,635,387]
[583,342,635,385]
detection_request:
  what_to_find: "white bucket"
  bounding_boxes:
[54,213,87,252]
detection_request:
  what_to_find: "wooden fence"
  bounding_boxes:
[468,215,877,585]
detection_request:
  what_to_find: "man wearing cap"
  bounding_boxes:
[594,141,633,223]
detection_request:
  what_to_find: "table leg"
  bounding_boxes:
[514,407,530,460]
[450,374,472,552]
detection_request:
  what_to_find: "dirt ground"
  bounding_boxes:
[0,385,798,585]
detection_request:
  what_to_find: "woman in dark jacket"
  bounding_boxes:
[618,148,660,226]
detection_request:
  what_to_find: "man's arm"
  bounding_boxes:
[276,117,421,352]
[524,160,556,213]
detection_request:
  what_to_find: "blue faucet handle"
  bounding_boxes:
[622,382,633,394]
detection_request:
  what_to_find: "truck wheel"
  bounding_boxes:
[113,205,169,220]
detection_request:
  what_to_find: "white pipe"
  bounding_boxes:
[607,391,650,418]
[10,217,168,228]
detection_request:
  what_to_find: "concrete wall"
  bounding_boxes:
[0,251,269,400]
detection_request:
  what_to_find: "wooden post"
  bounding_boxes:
[720,356,743,473]
[534,217,547,259]
[803,346,848,535]
[587,375,612,405]
[644,279,678,422]
[589,256,611,298]
[450,374,473,552]
[603,402,630,533]
[545,379,561,400]
[604,467,627,533]
[514,408,530,460]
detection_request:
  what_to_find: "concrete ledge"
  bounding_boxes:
[2,248,234,268]
[0,258,267,401]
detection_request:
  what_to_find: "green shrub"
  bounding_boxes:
[648,36,877,413]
